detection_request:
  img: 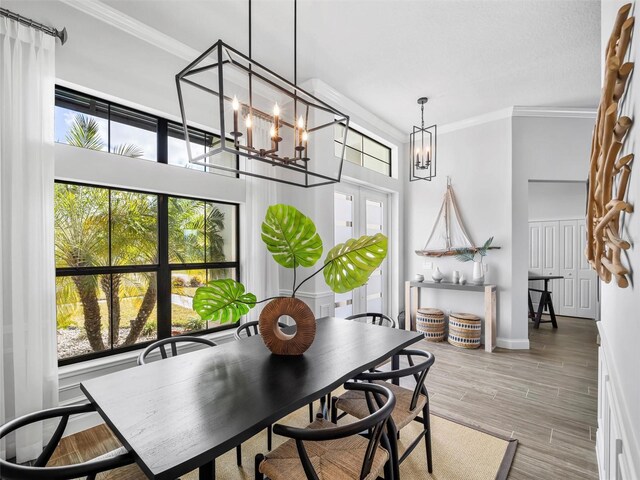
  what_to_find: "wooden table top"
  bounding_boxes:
[81,317,423,480]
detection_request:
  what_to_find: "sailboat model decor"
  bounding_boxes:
[415,178,499,257]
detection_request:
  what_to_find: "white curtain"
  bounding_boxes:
[0,17,58,462]
[244,117,279,322]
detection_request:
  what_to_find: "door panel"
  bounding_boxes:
[334,185,389,318]
[577,221,597,318]
[558,221,577,316]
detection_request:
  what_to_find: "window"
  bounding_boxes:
[55,182,240,364]
[54,86,238,174]
[334,124,392,176]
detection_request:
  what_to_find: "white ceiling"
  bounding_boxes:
[66,0,605,130]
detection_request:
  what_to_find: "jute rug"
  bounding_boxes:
[177,407,517,480]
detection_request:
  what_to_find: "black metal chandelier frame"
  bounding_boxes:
[409,97,437,182]
[176,0,350,188]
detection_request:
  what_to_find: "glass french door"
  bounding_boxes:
[334,184,389,318]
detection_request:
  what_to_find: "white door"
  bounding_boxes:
[558,220,578,317]
[334,184,389,318]
[529,219,597,319]
[577,220,597,319]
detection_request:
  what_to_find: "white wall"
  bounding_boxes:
[528,181,586,221]
[597,2,640,478]
[511,114,595,346]
[404,117,515,345]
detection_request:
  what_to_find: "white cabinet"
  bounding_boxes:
[528,219,597,319]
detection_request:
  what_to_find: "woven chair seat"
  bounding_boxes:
[259,418,389,480]
[335,381,427,430]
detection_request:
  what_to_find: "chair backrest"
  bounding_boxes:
[234,320,289,340]
[358,349,435,411]
[272,382,395,480]
[346,312,397,329]
[137,336,217,365]
[0,404,133,480]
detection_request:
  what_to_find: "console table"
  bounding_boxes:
[404,280,498,352]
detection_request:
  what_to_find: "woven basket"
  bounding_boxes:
[448,312,481,349]
[416,308,445,342]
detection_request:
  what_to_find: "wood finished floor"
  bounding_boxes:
[418,315,599,479]
[49,315,599,479]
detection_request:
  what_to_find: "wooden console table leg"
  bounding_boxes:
[404,281,418,331]
[484,286,496,352]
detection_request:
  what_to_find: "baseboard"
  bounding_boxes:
[495,337,530,349]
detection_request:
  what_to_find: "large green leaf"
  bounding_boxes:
[323,233,388,293]
[261,204,323,269]
[192,279,256,324]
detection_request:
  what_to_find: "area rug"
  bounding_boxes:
[178,407,518,480]
[78,404,516,480]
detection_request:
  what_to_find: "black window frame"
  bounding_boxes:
[54,85,239,175]
[334,124,392,177]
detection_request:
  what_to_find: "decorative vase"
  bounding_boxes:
[414,273,424,282]
[460,274,467,285]
[452,270,461,284]
[472,261,485,285]
[431,267,444,283]
[259,297,316,355]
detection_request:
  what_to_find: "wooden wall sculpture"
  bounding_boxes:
[586,3,635,288]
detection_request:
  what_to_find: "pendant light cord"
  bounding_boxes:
[294,0,297,85]
[421,102,425,129]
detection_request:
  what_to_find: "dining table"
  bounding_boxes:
[80,316,424,480]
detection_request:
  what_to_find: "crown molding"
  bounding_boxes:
[438,107,514,134]
[512,106,597,118]
[60,0,198,60]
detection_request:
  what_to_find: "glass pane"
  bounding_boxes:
[111,190,158,265]
[109,106,157,161]
[169,197,205,264]
[335,292,353,319]
[54,183,109,268]
[334,123,346,142]
[363,155,390,175]
[363,137,390,163]
[110,272,158,348]
[345,146,362,166]
[345,129,362,151]
[55,107,109,151]
[171,269,206,334]
[56,274,107,359]
[366,199,383,235]
[206,202,237,262]
[168,124,205,171]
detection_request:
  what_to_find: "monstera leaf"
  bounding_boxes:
[261,204,323,269]
[323,233,388,293]
[192,279,256,324]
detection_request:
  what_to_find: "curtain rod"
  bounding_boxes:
[0,7,67,45]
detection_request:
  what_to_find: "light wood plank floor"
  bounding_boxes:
[418,315,599,479]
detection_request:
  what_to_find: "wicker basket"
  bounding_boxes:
[448,312,481,349]
[416,308,445,342]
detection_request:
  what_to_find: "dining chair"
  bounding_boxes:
[137,336,244,469]
[0,404,135,480]
[346,312,397,329]
[255,382,397,480]
[234,320,315,450]
[136,335,218,365]
[331,349,435,478]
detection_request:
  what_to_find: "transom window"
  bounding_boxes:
[334,124,392,176]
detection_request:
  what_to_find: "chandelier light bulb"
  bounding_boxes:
[245,115,252,128]
[273,103,280,117]
[297,116,305,129]
[232,95,239,111]
[270,125,276,138]
[302,130,308,142]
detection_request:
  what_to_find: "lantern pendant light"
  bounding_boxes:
[409,97,437,182]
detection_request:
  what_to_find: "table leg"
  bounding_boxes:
[484,287,496,352]
[547,293,558,329]
[391,354,400,386]
[199,459,215,480]
[528,291,535,320]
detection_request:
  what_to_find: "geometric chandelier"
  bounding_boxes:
[409,97,437,182]
[176,0,350,188]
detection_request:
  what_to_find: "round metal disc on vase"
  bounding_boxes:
[448,312,481,349]
[259,297,316,355]
[416,308,445,342]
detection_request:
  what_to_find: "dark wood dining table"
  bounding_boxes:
[80,317,424,480]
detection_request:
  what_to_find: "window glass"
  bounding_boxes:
[109,106,157,161]
[363,155,390,176]
[168,123,205,171]
[111,190,158,265]
[54,183,109,268]
[334,124,392,176]
[168,197,206,264]
[206,202,236,262]
[55,90,109,151]
[363,137,390,163]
